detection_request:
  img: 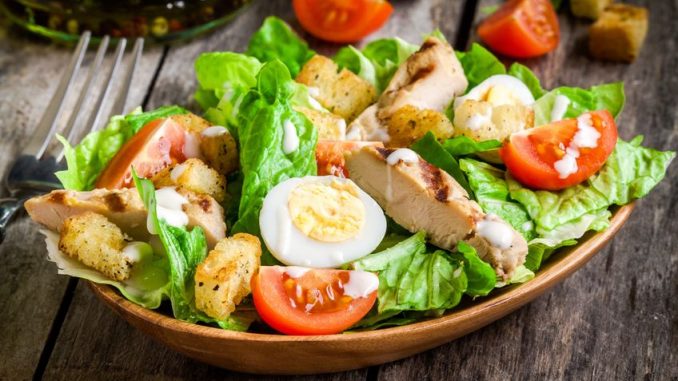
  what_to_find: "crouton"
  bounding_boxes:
[152,158,226,203]
[295,107,347,140]
[570,0,613,19]
[169,113,212,134]
[194,233,262,320]
[453,100,533,142]
[296,55,377,122]
[385,105,455,148]
[199,126,239,176]
[589,4,648,62]
[58,212,132,281]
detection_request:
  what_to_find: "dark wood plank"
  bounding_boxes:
[40,0,465,379]
[378,1,678,380]
[0,20,163,379]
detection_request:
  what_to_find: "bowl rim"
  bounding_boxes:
[90,203,635,343]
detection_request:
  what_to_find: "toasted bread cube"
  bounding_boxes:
[169,113,211,135]
[296,55,377,122]
[386,105,455,148]
[199,126,239,176]
[58,212,132,281]
[453,100,533,142]
[589,4,648,62]
[295,107,347,140]
[570,0,613,19]
[152,158,226,203]
[194,233,262,320]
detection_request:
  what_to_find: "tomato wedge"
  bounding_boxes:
[95,118,188,189]
[293,0,393,43]
[478,0,560,58]
[251,266,378,335]
[500,110,618,190]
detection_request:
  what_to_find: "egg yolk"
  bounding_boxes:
[485,85,522,107]
[288,181,365,242]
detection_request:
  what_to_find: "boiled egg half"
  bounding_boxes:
[453,74,536,110]
[259,176,386,268]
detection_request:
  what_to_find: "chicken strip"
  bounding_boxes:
[347,37,468,142]
[25,187,226,248]
[345,146,527,280]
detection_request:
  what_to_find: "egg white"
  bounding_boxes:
[259,176,386,268]
[453,74,535,110]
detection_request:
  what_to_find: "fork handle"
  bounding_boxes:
[0,197,24,244]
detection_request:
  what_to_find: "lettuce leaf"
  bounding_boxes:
[133,173,252,330]
[245,16,315,78]
[352,232,467,314]
[231,60,318,264]
[456,43,506,90]
[442,136,502,157]
[533,83,625,126]
[56,106,187,191]
[448,242,496,297]
[507,62,546,99]
[410,132,473,196]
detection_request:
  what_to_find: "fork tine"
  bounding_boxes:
[55,36,111,162]
[84,38,127,133]
[110,37,144,116]
[21,31,90,159]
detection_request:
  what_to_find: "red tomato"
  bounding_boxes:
[95,118,188,189]
[251,266,378,335]
[478,0,560,58]
[293,0,393,43]
[316,140,384,177]
[500,110,618,190]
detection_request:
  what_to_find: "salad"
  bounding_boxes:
[25,17,674,335]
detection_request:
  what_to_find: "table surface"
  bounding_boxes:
[1,0,676,380]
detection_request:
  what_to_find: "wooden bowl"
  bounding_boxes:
[89,204,634,375]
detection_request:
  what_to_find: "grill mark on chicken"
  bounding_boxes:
[47,191,66,205]
[419,39,437,51]
[410,65,435,83]
[198,197,212,213]
[104,193,126,212]
[375,147,395,160]
[418,160,449,202]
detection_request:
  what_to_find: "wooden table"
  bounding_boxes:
[1,0,676,379]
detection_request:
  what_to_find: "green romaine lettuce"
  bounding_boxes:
[442,136,502,157]
[456,43,506,90]
[507,62,546,99]
[533,83,625,126]
[246,16,315,78]
[231,60,318,264]
[56,105,187,191]
[449,242,496,297]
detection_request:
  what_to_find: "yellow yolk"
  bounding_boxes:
[485,85,523,107]
[288,180,365,242]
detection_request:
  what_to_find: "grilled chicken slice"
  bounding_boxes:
[345,146,527,280]
[25,187,226,248]
[347,37,468,142]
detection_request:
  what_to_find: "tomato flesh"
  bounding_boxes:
[252,266,377,335]
[500,110,618,190]
[316,140,384,177]
[95,118,189,189]
[478,0,559,58]
[293,0,393,43]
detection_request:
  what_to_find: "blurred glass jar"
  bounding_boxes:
[0,0,251,43]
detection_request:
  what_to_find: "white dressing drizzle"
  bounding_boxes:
[201,126,229,137]
[476,214,513,250]
[386,148,419,166]
[553,113,600,179]
[550,95,570,122]
[170,163,187,182]
[284,266,310,278]
[282,119,300,154]
[467,109,492,130]
[183,132,202,159]
[307,87,321,98]
[308,97,324,111]
[342,270,379,298]
[337,118,347,140]
[122,241,153,263]
[147,187,189,234]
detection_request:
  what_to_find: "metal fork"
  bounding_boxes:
[0,32,144,243]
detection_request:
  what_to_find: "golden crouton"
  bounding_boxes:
[453,100,533,142]
[385,105,455,148]
[295,107,347,140]
[570,0,613,19]
[199,126,239,176]
[194,233,262,320]
[296,55,377,122]
[170,113,211,135]
[589,4,648,62]
[58,212,132,281]
[152,158,226,203]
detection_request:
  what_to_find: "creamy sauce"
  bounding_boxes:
[307,86,321,98]
[466,109,493,130]
[182,132,202,159]
[550,95,570,122]
[386,148,419,166]
[147,187,189,234]
[476,215,513,250]
[122,241,153,263]
[201,126,229,138]
[282,119,300,154]
[453,267,463,278]
[342,270,379,298]
[553,113,600,179]
[284,266,310,278]
[222,84,235,102]
[521,221,534,232]
[170,163,186,182]
[337,118,347,140]
[308,96,324,111]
